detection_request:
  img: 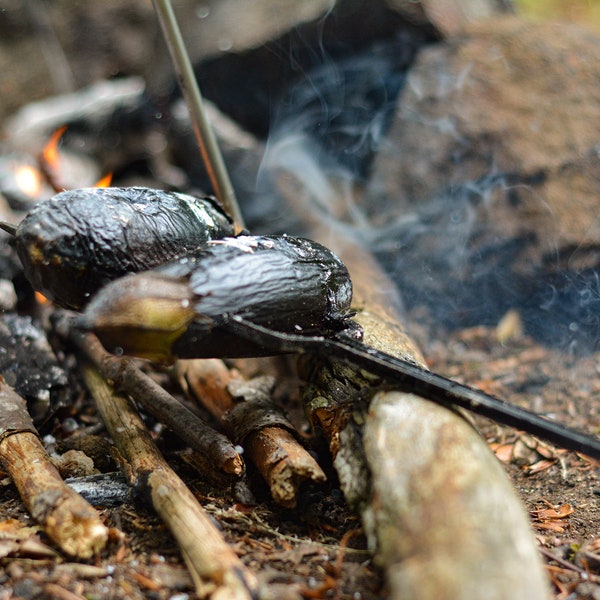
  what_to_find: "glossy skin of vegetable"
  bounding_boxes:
[80,235,355,361]
[12,187,234,309]
[79,234,600,460]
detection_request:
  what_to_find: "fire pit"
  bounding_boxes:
[1,2,600,599]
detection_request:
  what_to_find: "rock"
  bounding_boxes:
[387,0,512,37]
[367,16,600,350]
[192,0,439,140]
[0,314,68,424]
[0,0,334,121]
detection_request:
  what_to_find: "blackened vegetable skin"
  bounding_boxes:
[82,235,354,361]
[14,187,234,309]
[179,235,352,332]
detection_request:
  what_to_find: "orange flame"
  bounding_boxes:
[94,172,113,188]
[34,291,50,305]
[42,125,68,169]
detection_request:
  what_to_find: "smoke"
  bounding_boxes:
[257,37,600,355]
[257,38,411,235]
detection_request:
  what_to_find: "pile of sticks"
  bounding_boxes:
[0,2,553,599]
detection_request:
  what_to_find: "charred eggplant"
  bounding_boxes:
[3,187,234,309]
[78,232,600,461]
[79,234,354,361]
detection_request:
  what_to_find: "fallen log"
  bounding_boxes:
[304,229,549,599]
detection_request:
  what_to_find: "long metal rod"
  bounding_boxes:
[228,316,600,460]
[152,0,245,232]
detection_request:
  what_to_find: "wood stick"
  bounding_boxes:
[273,175,550,599]
[176,358,326,508]
[62,326,244,478]
[82,364,259,599]
[0,378,108,559]
[151,0,245,232]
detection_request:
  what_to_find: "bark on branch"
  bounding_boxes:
[61,326,244,478]
[0,378,108,559]
[176,358,326,508]
[82,364,259,599]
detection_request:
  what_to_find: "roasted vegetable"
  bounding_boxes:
[3,187,234,309]
[79,234,354,361]
[78,231,600,461]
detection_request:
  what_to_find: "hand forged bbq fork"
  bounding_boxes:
[226,316,600,460]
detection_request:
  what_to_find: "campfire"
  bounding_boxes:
[1,2,600,599]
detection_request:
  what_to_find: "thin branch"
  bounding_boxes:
[226,317,600,460]
[62,325,244,478]
[82,364,259,599]
[152,0,245,232]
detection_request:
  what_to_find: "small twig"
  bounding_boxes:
[82,364,259,599]
[0,221,17,236]
[152,0,245,232]
[65,326,244,477]
[0,378,108,559]
[176,358,326,508]
[213,508,370,556]
[538,547,587,575]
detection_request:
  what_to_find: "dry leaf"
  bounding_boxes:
[523,459,556,474]
[531,502,573,534]
[491,442,514,463]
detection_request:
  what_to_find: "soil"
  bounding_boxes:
[1,312,600,599]
[423,321,600,600]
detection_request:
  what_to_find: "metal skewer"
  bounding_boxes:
[228,316,600,461]
[152,0,245,232]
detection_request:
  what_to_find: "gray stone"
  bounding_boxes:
[366,16,600,349]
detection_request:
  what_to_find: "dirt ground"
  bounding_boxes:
[1,314,600,599]
[425,322,600,600]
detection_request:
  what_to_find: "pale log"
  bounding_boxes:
[279,178,550,599]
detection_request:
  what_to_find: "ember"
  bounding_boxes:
[40,125,67,170]
[93,171,112,188]
[13,164,43,199]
